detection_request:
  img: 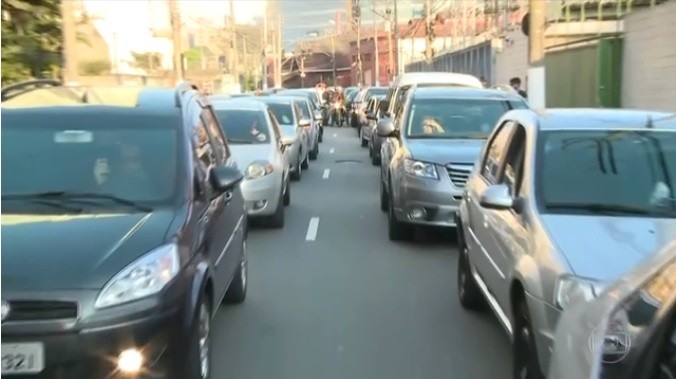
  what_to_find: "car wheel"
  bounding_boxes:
[186,296,211,379]
[309,141,318,160]
[387,190,413,241]
[360,131,368,147]
[301,151,309,169]
[368,143,373,157]
[290,158,301,181]
[224,239,248,304]
[513,299,544,379]
[379,178,388,212]
[457,242,486,311]
[372,150,381,166]
[266,191,285,229]
[282,178,290,206]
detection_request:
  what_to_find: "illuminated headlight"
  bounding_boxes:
[245,162,274,180]
[404,158,439,180]
[554,275,604,310]
[117,349,143,373]
[95,244,180,308]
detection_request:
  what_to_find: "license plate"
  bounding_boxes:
[1,343,45,374]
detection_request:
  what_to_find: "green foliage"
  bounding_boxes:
[243,73,257,92]
[183,47,202,70]
[1,0,63,85]
[130,51,162,72]
[80,59,111,75]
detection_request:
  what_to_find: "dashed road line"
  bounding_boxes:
[322,169,330,179]
[305,217,320,241]
[329,148,335,154]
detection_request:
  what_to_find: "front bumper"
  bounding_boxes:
[1,291,189,379]
[241,172,283,216]
[392,175,464,227]
[525,292,561,374]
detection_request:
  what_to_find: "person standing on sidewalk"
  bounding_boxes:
[510,77,528,99]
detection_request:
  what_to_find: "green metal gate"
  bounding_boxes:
[545,36,623,108]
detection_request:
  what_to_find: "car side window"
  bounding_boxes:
[201,108,229,161]
[500,125,527,196]
[481,121,515,183]
[267,109,282,142]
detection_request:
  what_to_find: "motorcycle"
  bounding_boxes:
[330,100,347,127]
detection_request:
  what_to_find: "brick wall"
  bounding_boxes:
[622,1,676,111]
[494,30,529,87]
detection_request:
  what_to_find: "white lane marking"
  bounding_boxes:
[305,217,320,241]
[322,169,330,179]
[329,148,335,154]
[332,133,337,137]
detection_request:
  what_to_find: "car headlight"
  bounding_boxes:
[95,244,180,309]
[554,275,604,310]
[404,158,439,180]
[245,161,274,180]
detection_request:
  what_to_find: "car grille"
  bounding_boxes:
[5,300,78,322]
[446,164,474,188]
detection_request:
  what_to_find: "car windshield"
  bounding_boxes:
[365,88,387,102]
[266,102,295,125]
[537,130,676,216]
[1,114,179,213]
[406,99,510,139]
[213,109,271,144]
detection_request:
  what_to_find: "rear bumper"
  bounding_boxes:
[241,172,283,216]
[392,176,463,227]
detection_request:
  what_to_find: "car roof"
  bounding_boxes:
[392,72,483,89]
[411,87,524,101]
[256,96,297,105]
[211,99,267,111]
[3,106,181,128]
[532,108,676,131]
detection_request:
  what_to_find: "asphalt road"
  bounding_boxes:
[212,127,512,379]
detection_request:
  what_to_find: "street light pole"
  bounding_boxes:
[331,34,337,85]
[60,0,78,83]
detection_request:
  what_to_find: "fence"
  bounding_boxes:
[404,41,495,85]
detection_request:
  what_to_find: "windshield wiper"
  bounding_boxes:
[545,202,666,215]
[227,139,255,144]
[3,192,152,212]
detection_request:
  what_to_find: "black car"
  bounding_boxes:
[1,81,248,379]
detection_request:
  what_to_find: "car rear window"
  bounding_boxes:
[213,109,271,144]
[266,103,295,125]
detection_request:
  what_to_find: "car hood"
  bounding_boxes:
[406,139,485,165]
[1,210,175,291]
[230,144,274,169]
[541,215,676,282]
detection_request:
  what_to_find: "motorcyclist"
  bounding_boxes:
[331,87,347,127]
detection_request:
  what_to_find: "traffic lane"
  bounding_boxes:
[210,127,511,379]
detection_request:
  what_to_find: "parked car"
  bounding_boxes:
[548,242,676,379]
[378,86,528,241]
[360,94,385,148]
[211,98,292,228]
[455,108,676,378]
[1,81,248,379]
[351,86,388,129]
[254,96,310,181]
[276,93,323,149]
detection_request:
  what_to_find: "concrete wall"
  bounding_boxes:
[622,1,676,111]
[494,30,529,87]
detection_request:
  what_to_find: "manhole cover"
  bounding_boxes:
[334,159,362,164]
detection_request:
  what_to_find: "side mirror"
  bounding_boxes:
[479,184,514,210]
[280,136,295,146]
[209,165,243,193]
[366,112,377,121]
[376,119,396,137]
[299,118,311,127]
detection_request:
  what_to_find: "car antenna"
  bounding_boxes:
[646,115,654,129]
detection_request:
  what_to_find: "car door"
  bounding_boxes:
[464,121,516,296]
[383,95,409,197]
[482,124,529,309]
[201,106,245,297]
[268,109,290,176]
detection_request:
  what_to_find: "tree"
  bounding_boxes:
[1,0,63,85]
[130,52,163,72]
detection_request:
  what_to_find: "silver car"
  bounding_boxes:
[255,96,311,181]
[211,99,291,228]
[548,242,676,379]
[456,108,676,378]
[286,97,321,160]
[364,95,386,165]
[377,86,528,241]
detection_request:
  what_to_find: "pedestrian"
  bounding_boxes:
[510,77,528,99]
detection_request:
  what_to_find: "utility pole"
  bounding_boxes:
[528,0,546,108]
[276,14,283,87]
[60,0,78,83]
[262,4,269,90]
[373,13,379,85]
[300,40,306,87]
[229,0,240,85]
[424,0,433,66]
[392,0,399,75]
[168,0,183,84]
[331,34,337,85]
[387,17,393,81]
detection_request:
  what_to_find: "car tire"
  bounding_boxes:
[457,242,486,311]
[224,239,248,304]
[360,131,368,147]
[387,191,413,241]
[290,157,301,181]
[318,128,323,143]
[282,179,290,206]
[368,144,373,157]
[266,192,285,229]
[301,152,309,169]
[371,152,380,166]
[379,178,388,212]
[309,142,318,160]
[185,295,212,379]
[513,299,544,379]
